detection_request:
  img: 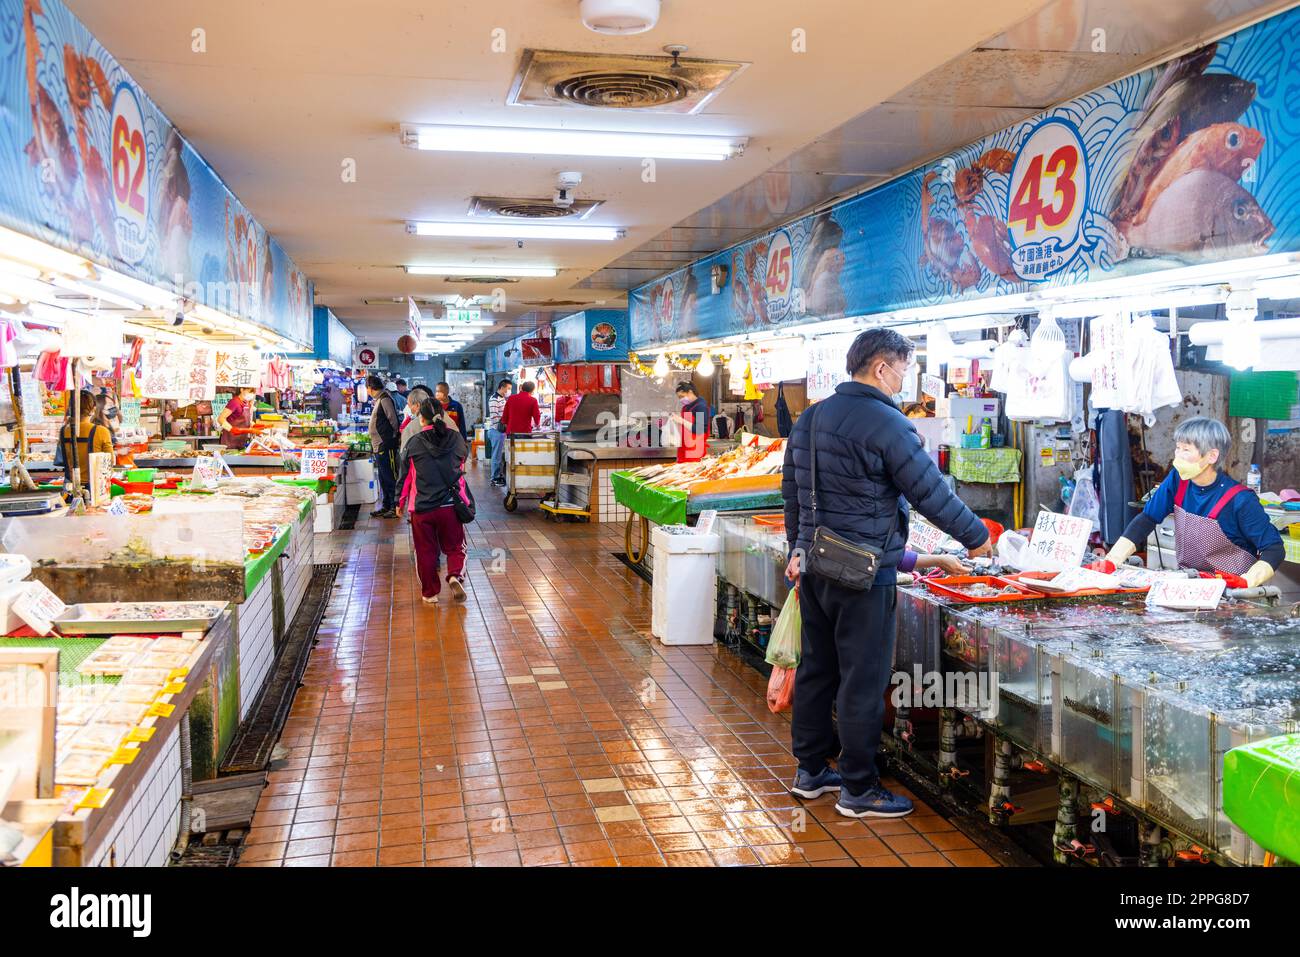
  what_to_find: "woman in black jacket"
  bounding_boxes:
[396,397,469,603]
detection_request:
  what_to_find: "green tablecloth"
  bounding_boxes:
[949,447,1023,484]
[243,497,314,596]
[611,471,689,525]
[272,476,337,495]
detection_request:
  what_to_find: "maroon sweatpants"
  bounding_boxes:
[410,506,466,598]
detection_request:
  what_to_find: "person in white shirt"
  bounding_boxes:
[487,379,512,487]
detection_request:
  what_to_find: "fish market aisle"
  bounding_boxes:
[239,468,998,867]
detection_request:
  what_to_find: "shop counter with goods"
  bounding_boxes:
[1,601,235,867]
[611,435,786,564]
[1,478,318,751]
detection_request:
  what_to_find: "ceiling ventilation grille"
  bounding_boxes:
[508,49,748,115]
[469,196,602,220]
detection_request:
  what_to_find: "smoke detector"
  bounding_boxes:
[580,0,660,35]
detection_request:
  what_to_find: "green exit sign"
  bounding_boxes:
[446,307,482,323]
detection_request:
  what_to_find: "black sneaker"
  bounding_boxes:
[368,508,386,518]
[378,508,398,519]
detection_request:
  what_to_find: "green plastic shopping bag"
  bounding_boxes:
[765,589,801,670]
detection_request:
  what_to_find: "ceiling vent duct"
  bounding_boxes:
[469,196,602,220]
[508,49,747,114]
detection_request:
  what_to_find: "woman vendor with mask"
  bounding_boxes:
[1102,416,1283,587]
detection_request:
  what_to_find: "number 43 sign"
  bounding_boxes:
[1006,118,1089,282]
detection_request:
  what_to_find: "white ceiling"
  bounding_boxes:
[65,0,1054,351]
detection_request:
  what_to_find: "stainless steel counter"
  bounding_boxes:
[559,441,677,461]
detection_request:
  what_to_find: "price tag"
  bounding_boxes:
[12,581,67,636]
[119,396,142,429]
[20,375,45,421]
[1042,566,1121,593]
[146,701,175,718]
[167,667,191,681]
[1147,577,1225,610]
[74,787,114,811]
[1024,510,1093,573]
[106,498,128,517]
[299,447,330,478]
[124,727,156,744]
[695,510,719,536]
[921,374,946,399]
[161,680,186,696]
[907,519,949,555]
[191,455,224,491]
[107,746,140,766]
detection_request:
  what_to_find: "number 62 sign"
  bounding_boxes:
[110,85,149,266]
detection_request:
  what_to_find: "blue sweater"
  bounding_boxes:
[1122,469,1284,568]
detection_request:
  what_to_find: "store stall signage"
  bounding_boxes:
[446,307,482,324]
[299,447,329,478]
[190,452,229,491]
[19,376,45,421]
[921,373,946,399]
[407,297,423,339]
[1024,509,1093,572]
[215,349,263,391]
[119,396,141,428]
[806,333,856,401]
[1147,577,1226,610]
[630,9,1300,351]
[1,0,314,348]
[354,345,378,369]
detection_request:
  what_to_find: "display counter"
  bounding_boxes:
[887,581,1300,866]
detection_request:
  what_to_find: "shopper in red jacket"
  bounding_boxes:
[501,380,541,435]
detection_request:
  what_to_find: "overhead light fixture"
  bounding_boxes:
[47,275,144,311]
[421,320,495,328]
[0,226,92,277]
[580,0,660,34]
[400,124,745,161]
[408,221,622,241]
[405,264,557,278]
[652,353,669,378]
[91,266,180,310]
[697,351,714,377]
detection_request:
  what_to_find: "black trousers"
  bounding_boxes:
[374,446,398,511]
[791,573,897,795]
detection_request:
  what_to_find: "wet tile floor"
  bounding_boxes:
[240,462,998,868]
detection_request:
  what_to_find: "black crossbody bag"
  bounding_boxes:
[803,403,896,591]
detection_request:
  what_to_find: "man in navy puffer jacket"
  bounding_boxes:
[782,328,992,819]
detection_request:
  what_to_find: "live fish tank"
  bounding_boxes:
[895,586,956,678]
[715,516,789,608]
[1055,635,1300,802]
[0,502,245,568]
[717,515,748,590]
[1143,673,1300,864]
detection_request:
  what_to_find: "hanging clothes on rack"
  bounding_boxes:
[263,355,291,391]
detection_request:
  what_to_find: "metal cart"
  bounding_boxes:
[539,446,597,521]
[504,433,557,512]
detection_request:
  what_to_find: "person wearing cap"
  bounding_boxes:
[671,381,711,463]
[1102,416,1282,587]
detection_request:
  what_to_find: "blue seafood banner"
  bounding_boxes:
[630,6,1300,351]
[554,309,629,362]
[0,0,313,347]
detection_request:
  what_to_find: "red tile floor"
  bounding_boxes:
[240,460,999,867]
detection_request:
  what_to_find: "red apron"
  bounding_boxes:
[676,407,708,463]
[1172,480,1257,575]
[221,397,250,449]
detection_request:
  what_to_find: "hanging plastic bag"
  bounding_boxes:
[767,665,796,714]
[765,590,801,670]
[996,530,1031,570]
[1067,466,1101,531]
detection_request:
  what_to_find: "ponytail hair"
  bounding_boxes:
[418,397,449,438]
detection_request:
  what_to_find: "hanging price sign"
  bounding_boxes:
[1007,118,1089,281]
[110,86,149,265]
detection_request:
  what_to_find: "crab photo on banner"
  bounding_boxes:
[0,0,314,348]
[629,8,1300,352]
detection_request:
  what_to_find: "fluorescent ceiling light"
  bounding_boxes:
[409,221,621,241]
[48,275,143,310]
[401,124,745,161]
[92,266,180,310]
[421,320,495,328]
[0,226,92,276]
[405,264,556,278]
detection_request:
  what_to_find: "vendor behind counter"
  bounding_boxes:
[1106,416,1283,587]
[58,389,113,482]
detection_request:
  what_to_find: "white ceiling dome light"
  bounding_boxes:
[579,0,661,35]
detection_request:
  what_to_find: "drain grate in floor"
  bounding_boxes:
[170,844,239,867]
[219,562,341,774]
[611,552,653,584]
[338,504,360,530]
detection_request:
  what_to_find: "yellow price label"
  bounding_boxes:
[167,667,190,681]
[161,680,186,695]
[146,701,175,718]
[124,727,156,744]
[107,746,139,766]
[75,787,114,810]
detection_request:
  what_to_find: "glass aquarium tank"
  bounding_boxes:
[1143,673,1300,863]
[715,516,788,608]
[895,586,955,677]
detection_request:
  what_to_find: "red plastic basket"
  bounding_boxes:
[921,575,1039,603]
